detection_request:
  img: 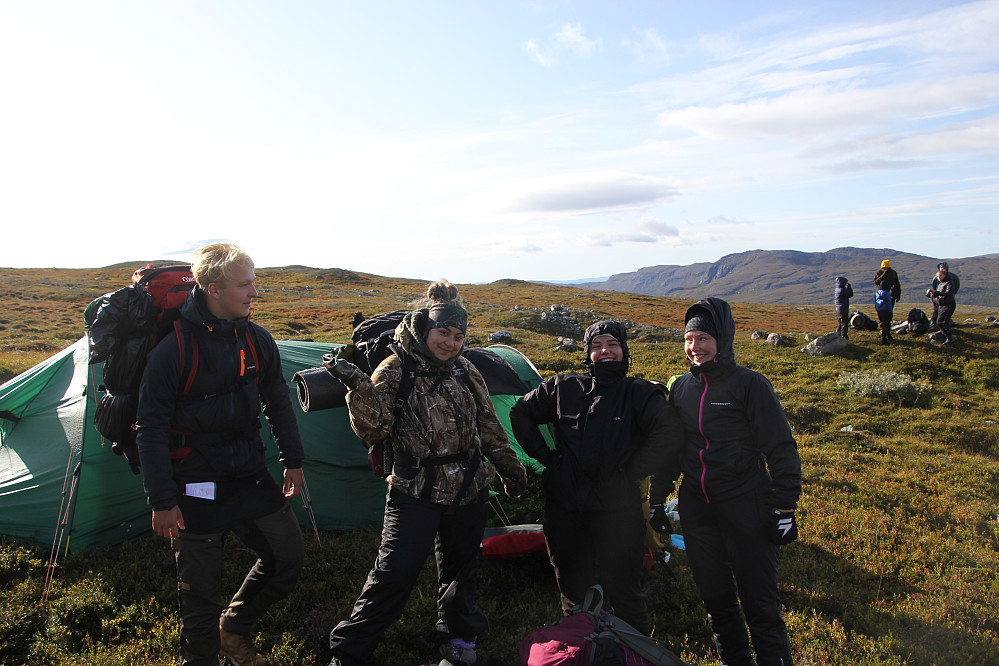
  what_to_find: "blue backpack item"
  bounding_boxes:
[874,289,893,313]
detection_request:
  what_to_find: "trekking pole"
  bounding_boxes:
[300,476,322,547]
[43,462,81,604]
[488,493,512,526]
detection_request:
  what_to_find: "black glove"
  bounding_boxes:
[505,476,528,499]
[323,358,365,388]
[771,509,798,545]
[649,504,672,536]
[323,343,357,364]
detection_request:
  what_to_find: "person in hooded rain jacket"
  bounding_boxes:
[833,277,853,339]
[659,297,801,666]
[136,243,306,666]
[324,280,528,666]
[510,320,683,635]
[926,261,959,345]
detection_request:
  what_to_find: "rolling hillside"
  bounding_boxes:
[577,247,999,307]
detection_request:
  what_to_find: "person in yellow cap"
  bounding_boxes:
[872,259,901,344]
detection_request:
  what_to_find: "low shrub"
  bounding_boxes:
[836,370,933,408]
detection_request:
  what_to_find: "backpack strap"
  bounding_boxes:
[174,319,199,396]
[392,346,418,419]
[244,327,261,384]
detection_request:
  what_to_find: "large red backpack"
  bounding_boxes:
[86,264,243,474]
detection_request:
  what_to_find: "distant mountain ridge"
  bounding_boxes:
[576,247,999,307]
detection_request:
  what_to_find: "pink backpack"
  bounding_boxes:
[519,586,688,666]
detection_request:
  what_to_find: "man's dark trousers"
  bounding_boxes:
[174,496,303,665]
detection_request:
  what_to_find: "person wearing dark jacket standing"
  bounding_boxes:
[510,320,683,635]
[136,243,305,666]
[926,261,959,345]
[872,259,902,345]
[833,276,853,339]
[663,298,801,666]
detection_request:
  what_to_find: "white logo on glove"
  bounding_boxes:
[777,516,794,536]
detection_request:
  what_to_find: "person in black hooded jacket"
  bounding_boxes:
[926,261,959,344]
[136,243,305,666]
[510,320,683,635]
[662,297,801,666]
[833,276,853,339]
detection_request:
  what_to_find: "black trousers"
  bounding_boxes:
[329,488,489,666]
[173,499,304,666]
[937,303,955,341]
[877,309,894,342]
[679,483,793,666]
[835,311,850,339]
[543,499,650,635]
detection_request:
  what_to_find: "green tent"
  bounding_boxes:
[0,339,545,553]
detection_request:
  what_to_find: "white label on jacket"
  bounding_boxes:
[185,482,216,500]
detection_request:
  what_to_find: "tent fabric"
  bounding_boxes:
[0,339,547,552]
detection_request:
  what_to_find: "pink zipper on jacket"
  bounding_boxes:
[697,374,711,503]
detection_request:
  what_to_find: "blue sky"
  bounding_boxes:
[2,1,997,283]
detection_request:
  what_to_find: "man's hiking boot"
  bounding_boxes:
[220,627,269,666]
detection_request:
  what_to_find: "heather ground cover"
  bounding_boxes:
[1,266,997,664]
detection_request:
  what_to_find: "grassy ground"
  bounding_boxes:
[1,267,997,665]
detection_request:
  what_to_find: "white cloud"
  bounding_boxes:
[622,28,669,63]
[525,23,599,66]
[505,171,681,215]
[524,39,554,67]
[637,217,679,236]
[581,215,682,247]
[657,73,999,141]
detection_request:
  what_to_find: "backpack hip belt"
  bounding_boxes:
[393,447,476,470]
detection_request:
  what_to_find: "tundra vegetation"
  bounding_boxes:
[1,265,997,665]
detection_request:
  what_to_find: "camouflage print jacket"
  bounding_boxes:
[344,348,527,506]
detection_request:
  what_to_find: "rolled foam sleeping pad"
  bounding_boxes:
[292,366,348,412]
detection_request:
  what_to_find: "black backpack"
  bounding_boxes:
[350,309,410,375]
[907,308,930,334]
[85,265,262,474]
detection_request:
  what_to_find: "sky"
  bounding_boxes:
[1,1,997,283]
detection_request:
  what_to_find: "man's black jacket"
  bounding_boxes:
[136,289,303,511]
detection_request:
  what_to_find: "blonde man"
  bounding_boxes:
[136,243,305,666]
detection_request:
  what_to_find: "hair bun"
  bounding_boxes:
[426,279,462,305]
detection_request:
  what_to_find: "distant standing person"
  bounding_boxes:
[833,276,853,339]
[926,261,959,345]
[872,259,901,345]
[662,297,801,666]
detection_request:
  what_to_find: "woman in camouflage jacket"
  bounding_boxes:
[326,280,527,666]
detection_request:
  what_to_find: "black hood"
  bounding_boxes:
[835,276,848,289]
[684,297,735,372]
[583,319,630,369]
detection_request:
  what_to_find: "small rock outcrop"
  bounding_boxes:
[801,333,848,357]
